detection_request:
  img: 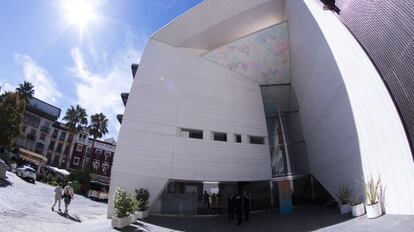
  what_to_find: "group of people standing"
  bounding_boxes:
[51,182,74,216]
[227,191,250,225]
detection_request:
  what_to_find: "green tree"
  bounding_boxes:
[15,81,34,103]
[86,113,108,170]
[0,92,25,149]
[88,113,108,146]
[63,105,88,168]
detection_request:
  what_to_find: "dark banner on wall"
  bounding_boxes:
[334,0,414,155]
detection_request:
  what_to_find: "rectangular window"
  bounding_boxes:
[76,144,83,152]
[92,161,100,171]
[102,163,109,175]
[95,149,102,158]
[40,133,47,141]
[179,128,203,139]
[48,141,55,150]
[64,145,69,155]
[104,151,111,161]
[52,129,58,138]
[59,132,66,141]
[212,132,227,142]
[23,113,41,128]
[235,134,242,143]
[73,157,80,165]
[56,143,63,153]
[249,136,265,145]
[67,134,73,143]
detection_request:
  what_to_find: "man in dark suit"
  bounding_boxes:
[233,192,243,225]
[243,191,250,221]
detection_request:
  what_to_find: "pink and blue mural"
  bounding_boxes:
[203,22,290,84]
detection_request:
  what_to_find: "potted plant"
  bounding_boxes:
[364,176,382,219]
[335,186,351,214]
[350,195,365,217]
[135,188,150,219]
[112,187,137,229]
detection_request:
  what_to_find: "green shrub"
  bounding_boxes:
[335,185,351,205]
[113,187,137,218]
[364,176,380,205]
[135,188,149,211]
[48,180,58,186]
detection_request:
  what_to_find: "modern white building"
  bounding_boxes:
[109,0,414,216]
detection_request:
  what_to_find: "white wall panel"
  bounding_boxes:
[288,0,414,215]
[109,39,271,217]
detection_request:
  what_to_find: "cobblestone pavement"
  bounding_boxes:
[0,171,108,232]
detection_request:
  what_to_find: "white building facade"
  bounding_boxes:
[109,0,414,216]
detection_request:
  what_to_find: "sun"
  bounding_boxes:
[62,0,96,29]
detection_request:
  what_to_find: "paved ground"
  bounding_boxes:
[0,171,108,232]
[2,171,414,232]
[143,208,414,232]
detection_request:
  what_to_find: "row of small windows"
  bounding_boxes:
[76,144,112,157]
[177,128,265,145]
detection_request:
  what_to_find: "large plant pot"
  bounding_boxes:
[366,202,382,219]
[112,216,131,229]
[339,203,351,214]
[352,203,365,217]
[136,210,149,219]
[129,213,138,223]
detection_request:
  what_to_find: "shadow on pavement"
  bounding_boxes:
[0,178,13,187]
[119,221,151,232]
[57,211,82,223]
[145,206,352,232]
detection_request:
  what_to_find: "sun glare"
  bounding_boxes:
[62,0,96,29]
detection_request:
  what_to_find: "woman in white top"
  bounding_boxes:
[51,183,63,211]
[63,182,74,215]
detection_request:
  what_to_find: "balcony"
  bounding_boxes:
[40,126,50,134]
[117,114,123,124]
[121,93,129,106]
[131,63,139,78]
[27,134,36,141]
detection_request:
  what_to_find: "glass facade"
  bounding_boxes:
[261,85,309,178]
[152,180,271,215]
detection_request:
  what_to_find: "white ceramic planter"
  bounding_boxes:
[112,216,131,229]
[366,202,382,219]
[339,203,351,214]
[351,203,365,217]
[136,210,149,219]
[129,213,138,223]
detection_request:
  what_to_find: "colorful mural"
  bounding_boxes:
[203,22,290,84]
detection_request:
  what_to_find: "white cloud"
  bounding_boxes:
[69,46,141,139]
[14,54,62,104]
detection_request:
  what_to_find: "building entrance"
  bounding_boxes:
[151,180,271,215]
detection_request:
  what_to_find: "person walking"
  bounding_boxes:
[243,191,250,221]
[227,194,234,221]
[203,191,210,213]
[51,183,63,212]
[63,182,74,216]
[233,192,242,225]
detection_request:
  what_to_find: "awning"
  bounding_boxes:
[45,165,71,176]
[18,148,47,166]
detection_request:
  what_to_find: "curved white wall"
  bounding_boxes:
[288,0,414,214]
[108,39,271,216]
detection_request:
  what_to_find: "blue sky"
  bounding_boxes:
[0,0,203,139]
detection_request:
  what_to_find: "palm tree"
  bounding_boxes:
[63,105,88,168]
[87,113,108,170]
[88,113,109,142]
[16,81,34,103]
